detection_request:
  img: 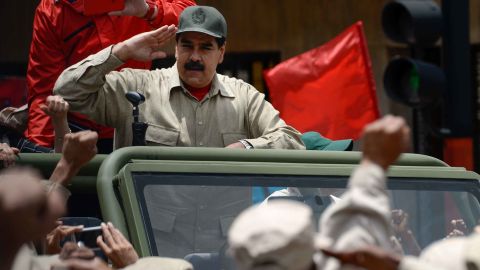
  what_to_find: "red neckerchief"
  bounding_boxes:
[185,83,211,101]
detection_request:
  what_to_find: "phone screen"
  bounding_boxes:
[76,226,102,248]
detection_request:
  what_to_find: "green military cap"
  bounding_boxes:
[177,6,227,39]
[301,131,353,151]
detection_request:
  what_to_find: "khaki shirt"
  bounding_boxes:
[53,46,304,150]
[144,185,250,258]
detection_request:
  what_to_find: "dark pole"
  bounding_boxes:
[442,0,473,136]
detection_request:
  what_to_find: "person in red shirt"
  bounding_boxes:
[25,0,195,153]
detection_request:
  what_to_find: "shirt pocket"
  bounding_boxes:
[146,124,180,146]
[222,132,247,147]
[150,208,176,233]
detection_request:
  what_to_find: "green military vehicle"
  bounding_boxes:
[18,147,480,269]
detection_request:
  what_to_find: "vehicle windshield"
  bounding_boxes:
[127,172,480,270]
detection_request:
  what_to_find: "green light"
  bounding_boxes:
[409,67,420,92]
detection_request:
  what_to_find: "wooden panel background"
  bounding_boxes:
[1,0,480,115]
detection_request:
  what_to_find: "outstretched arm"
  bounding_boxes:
[40,95,70,153]
[49,131,98,187]
[54,25,176,128]
[317,116,410,268]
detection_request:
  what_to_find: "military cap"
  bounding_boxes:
[177,6,227,39]
[301,131,353,151]
[228,200,315,270]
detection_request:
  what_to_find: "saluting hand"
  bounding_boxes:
[113,25,177,62]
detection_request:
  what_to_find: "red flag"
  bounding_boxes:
[264,21,379,140]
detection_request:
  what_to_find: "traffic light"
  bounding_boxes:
[383,57,444,107]
[381,0,444,108]
[382,0,442,46]
[382,0,473,136]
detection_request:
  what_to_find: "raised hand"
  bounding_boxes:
[49,131,98,186]
[61,131,98,170]
[361,115,410,170]
[0,143,19,168]
[40,95,69,123]
[113,25,177,62]
[40,95,70,152]
[51,257,110,270]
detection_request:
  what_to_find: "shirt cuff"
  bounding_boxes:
[243,137,269,149]
[348,162,386,191]
[98,45,124,73]
[43,180,71,202]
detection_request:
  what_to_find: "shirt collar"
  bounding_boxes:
[169,63,235,98]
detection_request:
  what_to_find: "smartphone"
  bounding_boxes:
[76,226,102,248]
[83,0,125,16]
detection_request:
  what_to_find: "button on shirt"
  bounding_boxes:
[54,46,305,150]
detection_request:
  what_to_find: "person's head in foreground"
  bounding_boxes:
[228,200,316,270]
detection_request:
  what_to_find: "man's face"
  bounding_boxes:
[176,32,226,88]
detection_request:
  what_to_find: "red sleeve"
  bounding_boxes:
[149,0,196,27]
[25,2,66,147]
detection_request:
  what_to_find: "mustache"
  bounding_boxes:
[184,61,205,71]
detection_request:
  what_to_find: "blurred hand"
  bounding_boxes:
[40,95,69,122]
[59,242,96,261]
[446,219,467,238]
[61,131,98,172]
[391,209,409,234]
[321,245,401,270]
[113,25,177,62]
[0,143,19,168]
[46,221,84,254]
[52,257,110,270]
[225,142,246,149]
[109,0,149,17]
[97,222,139,268]
[361,115,410,170]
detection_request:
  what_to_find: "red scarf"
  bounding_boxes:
[186,83,211,101]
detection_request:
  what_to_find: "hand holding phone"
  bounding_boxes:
[76,226,103,248]
[46,222,84,254]
[96,222,139,268]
